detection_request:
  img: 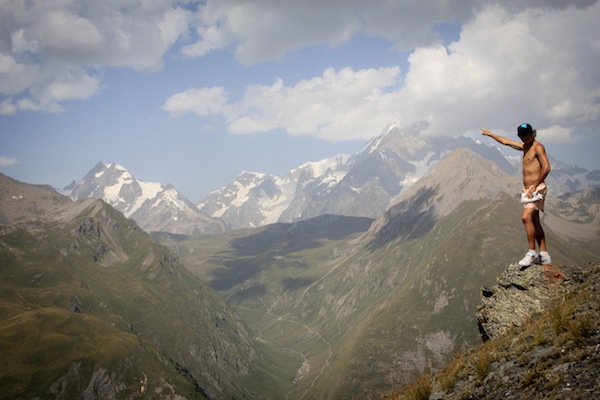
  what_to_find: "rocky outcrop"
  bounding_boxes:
[476,262,584,341]
[387,261,600,400]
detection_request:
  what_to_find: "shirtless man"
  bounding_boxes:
[481,123,552,267]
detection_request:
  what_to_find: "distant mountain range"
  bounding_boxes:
[2,143,599,398]
[197,126,517,229]
[166,147,600,398]
[0,173,258,399]
[64,162,225,236]
[64,126,600,235]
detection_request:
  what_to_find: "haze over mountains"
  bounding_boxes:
[2,126,599,399]
[0,174,257,398]
[65,126,600,235]
[166,146,599,398]
[65,162,225,236]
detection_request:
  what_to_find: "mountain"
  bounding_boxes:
[197,125,516,229]
[367,147,519,247]
[66,131,599,235]
[541,157,600,196]
[197,125,600,231]
[165,148,600,399]
[66,162,225,236]
[197,155,350,229]
[0,173,260,399]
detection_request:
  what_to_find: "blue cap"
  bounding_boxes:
[517,123,533,137]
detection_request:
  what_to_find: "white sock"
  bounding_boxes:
[528,249,538,256]
[540,251,549,257]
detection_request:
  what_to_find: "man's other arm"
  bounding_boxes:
[481,128,523,151]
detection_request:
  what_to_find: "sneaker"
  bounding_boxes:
[518,252,537,268]
[539,252,552,265]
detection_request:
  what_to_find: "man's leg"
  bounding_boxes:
[521,207,537,251]
[532,210,551,264]
[518,207,539,267]
[532,210,547,252]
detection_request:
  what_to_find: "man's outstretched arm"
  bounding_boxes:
[481,128,523,151]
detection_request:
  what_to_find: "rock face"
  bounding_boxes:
[476,263,584,341]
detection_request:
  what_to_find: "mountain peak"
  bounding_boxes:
[393,147,518,216]
[67,162,224,236]
[198,133,524,229]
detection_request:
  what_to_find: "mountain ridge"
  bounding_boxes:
[63,127,600,235]
[66,162,225,236]
[384,260,600,400]
[169,147,600,398]
[0,173,261,399]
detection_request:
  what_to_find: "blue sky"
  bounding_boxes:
[1,0,599,202]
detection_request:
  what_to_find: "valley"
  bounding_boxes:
[1,128,599,399]
[162,190,600,398]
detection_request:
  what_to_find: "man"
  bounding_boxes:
[481,123,552,267]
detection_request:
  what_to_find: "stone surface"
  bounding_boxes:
[476,262,583,341]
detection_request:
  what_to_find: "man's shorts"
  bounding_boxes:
[522,182,547,211]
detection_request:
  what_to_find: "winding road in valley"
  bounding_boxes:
[234,305,333,399]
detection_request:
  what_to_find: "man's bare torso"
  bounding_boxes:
[522,141,543,187]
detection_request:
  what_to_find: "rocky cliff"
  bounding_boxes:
[383,260,600,400]
[476,262,583,341]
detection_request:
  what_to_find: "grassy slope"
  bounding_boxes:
[169,193,599,399]
[307,193,598,399]
[0,200,256,399]
[381,261,600,400]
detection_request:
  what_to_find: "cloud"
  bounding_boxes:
[163,86,230,117]
[182,0,477,64]
[165,66,401,141]
[1,0,598,126]
[167,2,600,144]
[182,0,596,65]
[538,126,576,143]
[0,0,192,113]
[397,3,600,139]
[0,156,18,166]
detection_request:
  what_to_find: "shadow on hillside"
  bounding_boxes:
[369,187,437,249]
[208,215,373,291]
[230,215,374,255]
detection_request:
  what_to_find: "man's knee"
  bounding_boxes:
[522,209,535,224]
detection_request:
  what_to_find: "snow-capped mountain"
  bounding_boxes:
[67,130,600,234]
[66,162,225,236]
[197,125,516,229]
[197,155,350,229]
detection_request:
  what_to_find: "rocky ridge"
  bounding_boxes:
[0,173,257,399]
[383,260,600,400]
[476,262,583,341]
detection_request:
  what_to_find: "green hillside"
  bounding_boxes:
[0,197,257,399]
[168,193,599,399]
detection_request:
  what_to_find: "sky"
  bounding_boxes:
[1,0,599,203]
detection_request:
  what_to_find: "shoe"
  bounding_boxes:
[539,252,552,265]
[518,252,537,268]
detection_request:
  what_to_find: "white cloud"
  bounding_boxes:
[1,0,598,129]
[0,0,193,113]
[183,0,596,65]
[183,0,476,64]
[163,86,230,117]
[165,66,401,141]
[165,2,600,144]
[0,156,18,166]
[538,126,576,143]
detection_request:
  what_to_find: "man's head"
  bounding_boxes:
[517,123,536,140]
